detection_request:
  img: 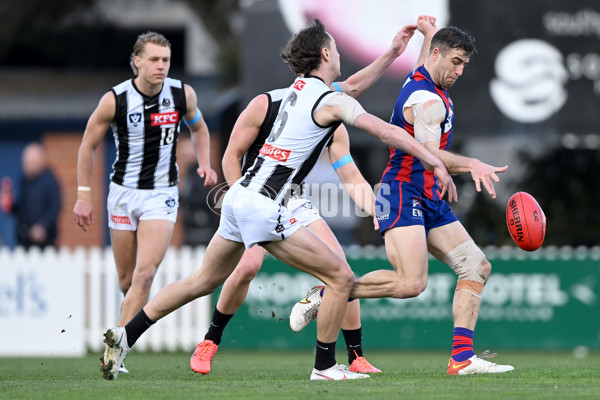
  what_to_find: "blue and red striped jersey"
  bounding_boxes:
[380,65,454,200]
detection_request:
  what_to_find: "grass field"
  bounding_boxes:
[1,350,599,399]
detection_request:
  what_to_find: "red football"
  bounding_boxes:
[506,192,546,251]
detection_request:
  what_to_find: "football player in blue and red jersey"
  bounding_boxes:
[372,21,512,375]
[291,18,513,375]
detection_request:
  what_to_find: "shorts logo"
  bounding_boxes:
[290,218,298,225]
[151,111,179,126]
[293,80,306,91]
[110,214,131,225]
[275,223,285,233]
[165,197,176,208]
[376,214,389,221]
[129,113,142,127]
[302,201,313,209]
[412,196,423,219]
[260,143,291,162]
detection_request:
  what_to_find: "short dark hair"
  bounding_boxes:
[431,26,477,58]
[280,19,331,76]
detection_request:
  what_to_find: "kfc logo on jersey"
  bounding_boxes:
[293,80,306,91]
[259,143,291,162]
[151,111,179,126]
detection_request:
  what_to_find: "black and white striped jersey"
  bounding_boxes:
[110,77,187,189]
[240,88,287,175]
[240,75,341,204]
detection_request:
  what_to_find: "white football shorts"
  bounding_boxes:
[107,182,179,231]
[286,194,322,227]
[217,183,306,248]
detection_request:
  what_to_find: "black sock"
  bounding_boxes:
[204,307,234,346]
[314,340,337,371]
[343,327,363,364]
[124,309,155,348]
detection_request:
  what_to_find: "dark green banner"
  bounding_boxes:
[215,250,600,351]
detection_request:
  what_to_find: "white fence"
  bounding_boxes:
[0,246,211,356]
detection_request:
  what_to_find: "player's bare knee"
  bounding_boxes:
[328,261,354,293]
[397,278,427,298]
[236,259,262,282]
[443,240,488,298]
[132,266,158,290]
[118,281,131,294]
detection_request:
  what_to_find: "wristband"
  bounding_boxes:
[78,186,91,192]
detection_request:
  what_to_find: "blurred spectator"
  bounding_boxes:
[0,143,61,248]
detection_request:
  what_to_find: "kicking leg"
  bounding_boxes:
[351,225,429,299]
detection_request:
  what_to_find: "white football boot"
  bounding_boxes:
[101,327,130,380]
[289,285,324,332]
[310,364,370,380]
[447,351,514,375]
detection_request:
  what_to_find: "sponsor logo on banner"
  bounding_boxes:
[259,143,290,162]
[151,111,179,126]
[1,254,85,356]
[244,271,574,323]
[490,39,568,123]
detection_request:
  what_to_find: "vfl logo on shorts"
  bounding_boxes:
[110,214,131,225]
[165,197,176,208]
[129,113,142,127]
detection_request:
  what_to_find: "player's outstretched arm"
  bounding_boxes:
[355,113,457,202]
[73,91,115,231]
[222,94,269,185]
[313,93,457,201]
[333,24,417,98]
[184,85,217,186]
[424,142,508,199]
[328,125,376,218]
